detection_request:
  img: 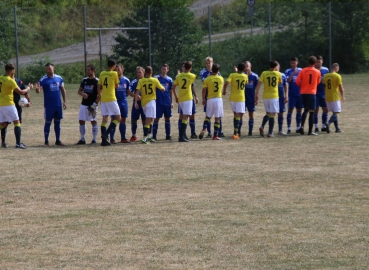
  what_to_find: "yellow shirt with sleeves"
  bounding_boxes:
[203,74,224,99]
[226,73,248,102]
[174,72,196,102]
[98,70,119,102]
[136,77,165,107]
[323,72,342,102]
[0,75,18,106]
[259,71,282,99]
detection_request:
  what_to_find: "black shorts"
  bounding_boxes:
[301,94,316,111]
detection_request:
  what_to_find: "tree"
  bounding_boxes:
[111,2,205,79]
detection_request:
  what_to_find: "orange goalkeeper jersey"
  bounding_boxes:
[296,67,321,95]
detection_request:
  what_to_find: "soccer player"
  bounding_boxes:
[172,61,197,142]
[76,64,99,145]
[200,57,224,137]
[134,66,165,144]
[285,57,303,134]
[35,63,67,146]
[1,73,31,148]
[244,61,259,136]
[97,59,120,146]
[322,63,345,133]
[109,64,131,143]
[199,63,224,140]
[276,64,288,135]
[153,64,173,140]
[255,60,282,138]
[129,66,146,142]
[314,55,329,132]
[296,56,321,136]
[223,62,248,139]
[0,64,31,149]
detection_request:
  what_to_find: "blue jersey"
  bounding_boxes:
[285,68,302,97]
[245,72,259,103]
[130,78,141,106]
[278,72,287,99]
[316,67,329,95]
[39,74,64,107]
[116,76,130,105]
[155,74,173,106]
[13,78,25,104]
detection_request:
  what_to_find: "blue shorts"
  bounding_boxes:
[279,98,286,113]
[179,99,196,115]
[288,96,303,109]
[316,94,327,108]
[44,106,63,120]
[131,103,146,121]
[156,105,172,118]
[246,101,256,112]
[301,94,316,111]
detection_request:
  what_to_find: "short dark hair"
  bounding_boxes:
[212,63,220,73]
[308,56,317,65]
[316,55,323,61]
[184,61,192,70]
[116,64,124,69]
[290,57,298,62]
[270,60,279,69]
[45,63,54,67]
[162,64,169,69]
[5,63,15,72]
[107,59,116,68]
[145,66,153,75]
[237,63,245,72]
[87,64,96,71]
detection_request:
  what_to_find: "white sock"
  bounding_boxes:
[92,125,98,141]
[80,124,86,141]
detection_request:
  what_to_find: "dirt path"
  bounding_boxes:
[11,0,234,66]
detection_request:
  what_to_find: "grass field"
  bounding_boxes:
[1,74,369,269]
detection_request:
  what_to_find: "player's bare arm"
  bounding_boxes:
[134,89,140,109]
[78,87,88,99]
[201,87,207,106]
[35,82,42,93]
[339,85,345,102]
[284,84,288,103]
[172,84,178,103]
[60,85,67,110]
[192,84,198,104]
[223,81,229,95]
[254,81,262,105]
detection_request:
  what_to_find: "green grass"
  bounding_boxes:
[0,74,368,269]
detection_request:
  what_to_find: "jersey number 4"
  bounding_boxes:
[103,78,108,88]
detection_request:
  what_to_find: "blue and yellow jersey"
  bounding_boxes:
[203,74,224,99]
[323,72,342,102]
[0,75,18,106]
[136,77,164,107]
[98,70,119,102]
[259,71,282,99]
[174,72,196,102]
[226,73,248,102]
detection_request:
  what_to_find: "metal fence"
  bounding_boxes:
[1,2,368,82]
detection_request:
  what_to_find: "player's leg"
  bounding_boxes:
[164,105,172,140]
[119,103,129,143]
[296,96,303,132]
[314,98,320,132]
[53,106,64,145]
[0,112,9,147]
[307,95,317,135]
[153,104,163,140]
[204,102,212,138]
[142,100,156,143]
[212,98,223,140]
[109,116,117,144]
[140,105,147,136]
[77,105,88,144]
[199,99,212,140]
[325,101,341,134]
[246,102,255,136]
[1,125,7,148]
[12,119,24,148]
[178,101,191,142]
[130,104,139,142]
[278,97,286,135]
[259,100,272,137]
[321,106,328,132]
[238,114,243,136]
[43,107,55,146]
[91,120,98,144]
[190,100,197,138]
[218,117,224,137]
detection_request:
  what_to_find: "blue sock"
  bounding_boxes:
[207,119,212,135]
[322,113,328,126]
[14,126,21,145]
[44,121,52,143]
[238,120,243,134]
[153,121,159,138]
[119,122,126,140]
[214,122,220,137]
[178,119,181,136]
[165,120,171,136]
[131,120,137,136]
[278,115,283,132]
[190,119,195,135]
[328,114,338,124]
[54,119,61,142]
[287,112,292,130]
[249,118,254,133]
[203,117,210,131]
[219,118,223,134]
[268,117,275,135]
[314,113,318,126]
[261,115,269,128]
[296,112,302,129]
[110,126,115,140]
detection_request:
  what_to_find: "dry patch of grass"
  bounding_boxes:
[1,75,369,269]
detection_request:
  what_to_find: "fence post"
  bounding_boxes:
[83,6,87,74]
[148,6,152,66]
[14,6,19,78]
[268,3,272,60]
[329,2,332,68]
[208,6,212,57]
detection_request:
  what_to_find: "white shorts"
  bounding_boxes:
[230,101,245,113]
[206,98,224,118]
[0,105,19,123]
[143,100,156,118]
[79,104,98,122]
[100,101,120,116]
[263,98,279,113]
[327,101,341,113]
[179,100,193,116]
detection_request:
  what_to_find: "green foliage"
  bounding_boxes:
[0,5,14,65]
[111,5,205,79]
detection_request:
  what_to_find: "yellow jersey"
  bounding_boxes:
[136,77,164,107]
[98,70,119,102]
[226,73,248,102]
[174,72,196,102]
[323,72,342,102]
[259,71,282,99]
[0,75,18,106]
[203,74,224,99]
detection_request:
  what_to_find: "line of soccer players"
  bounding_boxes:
[0,55,345,148]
